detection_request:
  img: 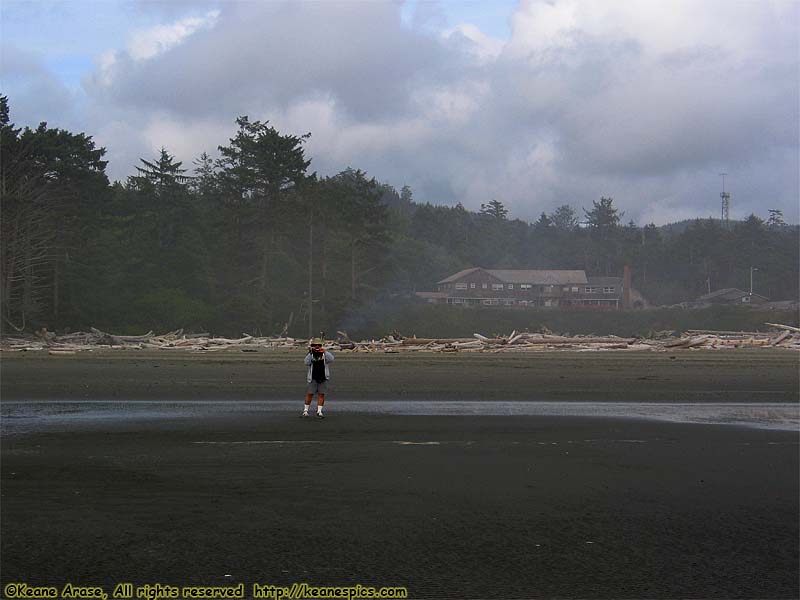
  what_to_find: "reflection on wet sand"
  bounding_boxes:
[3,400,798,433]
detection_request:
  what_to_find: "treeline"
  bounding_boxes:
[2,96,797,336]
[404,198,798,308]
[341,303,799,340]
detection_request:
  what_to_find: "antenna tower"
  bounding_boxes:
[719,173,730,226]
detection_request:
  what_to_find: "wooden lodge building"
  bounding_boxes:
[417,267,646,309]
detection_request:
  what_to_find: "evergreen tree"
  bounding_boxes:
[327,168,390,301]
[480,199,508,220]
[767,209,786,228]
[584,197,622,234]
[215,116,312,330]
[549,205,578,231]
[533,212,552,232]
[191,152,217,198]
[1,98,108,330]
[130,147,191,192]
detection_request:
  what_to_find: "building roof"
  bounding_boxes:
[697,288,768,302]
[489,270,588,285]
[697,287,741,301]
[437,267,484,284]
[586,276,622,286]
[438,268,588,285]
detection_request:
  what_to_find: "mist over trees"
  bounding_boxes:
[2,96,798,336]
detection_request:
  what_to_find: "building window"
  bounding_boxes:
[563,286,570,292]
[470,283,476,289]
[503,299,515,305]
[572,286,578,292]
[507,284,513,290]
[585,286,598,293]
[482,283,488,289]
[455,283,468,290]
[520,284,532,290]
[492,283,504,290]
[603,286,615,294]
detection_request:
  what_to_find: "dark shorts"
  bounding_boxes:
[307,380,328,395]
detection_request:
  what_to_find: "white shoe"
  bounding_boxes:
[316,412,325,419]
[301,411,309,418]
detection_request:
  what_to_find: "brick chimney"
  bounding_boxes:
[622,265,632,309]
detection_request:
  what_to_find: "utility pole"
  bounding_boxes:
[749,266,758,296]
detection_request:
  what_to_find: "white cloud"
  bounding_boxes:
[86,9,221,91]
[506,0,579,59]
[507,0,796,61]
[127,9,220,61]
[94,49,119,87]
[412,82,488,124]
[444,23,505,62]
[141,113,230,162]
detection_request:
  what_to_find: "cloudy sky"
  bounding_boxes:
[2,0,798,224]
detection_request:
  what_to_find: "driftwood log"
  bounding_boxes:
[402,337,479,345]
[766,323,800,333]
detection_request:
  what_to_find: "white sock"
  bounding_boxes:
[317,406,323,414]
[303,405,309,413]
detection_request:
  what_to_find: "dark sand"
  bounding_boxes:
[1,350,799,599]
[2,348,798,402]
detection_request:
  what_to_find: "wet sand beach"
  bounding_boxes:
[2,348,798,403]
[1,350,798,599]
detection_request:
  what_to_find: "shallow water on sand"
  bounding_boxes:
[2,400,798,434]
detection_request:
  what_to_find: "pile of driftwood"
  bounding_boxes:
[348,323,799,353]
[371,332,654,353]
[0,327,312,354]
[661,323,800,350]
[2,324,798,354]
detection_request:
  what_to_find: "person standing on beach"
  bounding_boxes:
[303,338,334,418]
